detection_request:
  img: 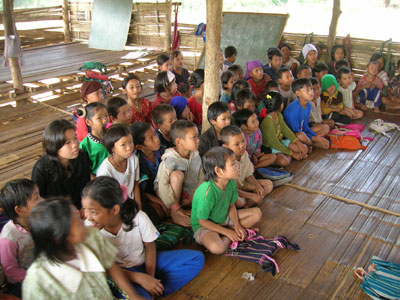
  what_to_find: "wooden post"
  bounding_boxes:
[326,0,341,62]
[202,0,223,133]
[3,0,24,93]
[164,0,172,54]
[63,0,72,42]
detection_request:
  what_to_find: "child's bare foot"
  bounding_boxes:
[374,107,381,113]
[171,209,191,227]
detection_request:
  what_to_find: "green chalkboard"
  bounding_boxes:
[89,0,133,51]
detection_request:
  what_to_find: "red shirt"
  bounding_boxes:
[187,96,202,126]
[153,91,181,107]
[76,116,88,142]
[129,97,153,124]
[248,77,267,101]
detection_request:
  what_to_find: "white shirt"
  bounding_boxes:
[97,154,140,199]
[100,211,159,268]
[283,57,299,70]
[309,97,323,124]
[279,85,297,103]
[338,82,356,109]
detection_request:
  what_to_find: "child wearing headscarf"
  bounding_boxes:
[170,96,194,122]
[245,60,271,103]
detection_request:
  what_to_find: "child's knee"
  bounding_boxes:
[250,207,262,222]
[276,154,290,167]
[207,241,228,255]
[321,124,330,136]
[259,179,273,194]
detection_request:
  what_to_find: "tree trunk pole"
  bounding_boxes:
[202,0,223,133]
[326,0,341,62]
[164,0,172,54]
[63,0,72,42]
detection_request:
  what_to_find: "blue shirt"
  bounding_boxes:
[283,98,316,140]
[263,63,285,81]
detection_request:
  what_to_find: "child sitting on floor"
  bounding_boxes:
[154,120,203,227]
[107,96,132,125]
[309,78,335,129]
[314,62,329,84]
[172,51,191,97]
[356,61,383,112]
[219,71,235,104]
[223,46,237,71]
[188,69,204,127]
[152,104,177,155]
[82,176,204,299]
[301,44,318,74]
[199,102,231,157]
[263,47,284,82]
[284,79,330,150]
[79,102,109,175]
[277,67,296,104]
[228,64,244,80]
[221,126,273,207]
[327,45,345,75]
[260,91,308,166]
[245,60,271,102]
[153,71,181,107]
[320,74,352,124]
[337,67,364,119]
[234,109,277,168]
[385,60,400,110]
[231,79,251,110]
[170,96,194,122]
[279,43,299,75]
[157,53,172,72]
[234,89,257,112]
[190,146,262,254]
[370,52,389,87]
[0,179,40,298]
[296,64,312,79]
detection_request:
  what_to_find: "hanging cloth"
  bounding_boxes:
[171,4,180,51]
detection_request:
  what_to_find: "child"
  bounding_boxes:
[263,47,284,81]
[337,67,364,119]
[152,104,177,155]
[157,53,172,72]
[82,176,204,299]
[314,62,329,83]
[154,71,180,107]
[154,120,203,227]
[284,79,330,150]
[320,74,352,124]
[370,53,389,87]
[260,92,308,166]
[231,79,251,107]
[277,67,296,104]
[279,43,299,75]
[245,60,271,102]
[327,45,345,75]
[199,101,231,157]
[385,60,400,109]
[23,198,141,300]
[356,61,383,112]
[171,50,191,97]
[302,44,318,72]
[131,122,168,223]
[223,46,237,71]
[97,124,142,210]
[221,126,273,207]
[219,71,235,104]
[234,109,277,168]
[190,146,262,254]
[107,96,133,125]
[77,81,104,142]
[228,64,244,80]
[122,74,153,123]
[32,119,91,209]
[188,69,204,126]
[79,102,109,175]
[0,179,40,297]
[235,89,256,112]
[296,64,312,79]
[309,78,335,129]
[170,96,194,121]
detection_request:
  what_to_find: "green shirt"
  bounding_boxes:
[79,133,109,175]
[190,180,238,233]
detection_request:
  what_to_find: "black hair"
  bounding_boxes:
[207,101,230,122]
[0,179,36,222]
[152,103,175,126]
[82,176,138,232]
[310,77,319,86]
[267,47,282,60]
[336,67,351,80]
[331,45,346,61]
[367,60,379,68]
[233,109,255,127]
[277,67,291,79]
[297,64,312,75]
[278,43,291,51]
[202,146,234,181]
[221,71,235,91]
[157,53,170,66]
[170,120,196,145]
[224,46,237,58]
[231,79,250,102]
[130,121,151,146]
[235,89,256,109]
[85,102,107,123]
[190,69,204,89]
[264,91,283,113]
[172,50,182,59]
[103,124,131,154]
[292,78,312,93]
[227,64,243,76]
[107,96,128,118]
[397,59,400,69]
[29,197,74,262]
[265,80,279,92]
[220,125,242,145]
[122,73,142,89]
[314,62,329,74]
[335,59,349,70]
[154,71,174,94]
[370,52,384,64]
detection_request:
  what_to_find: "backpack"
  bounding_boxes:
[355,256,400,300]
[225,229,300,276]
[256,167,293,187]
[154,223,194,251]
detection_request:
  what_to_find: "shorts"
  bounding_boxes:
[271,139,291,154]
[193,215,233,245]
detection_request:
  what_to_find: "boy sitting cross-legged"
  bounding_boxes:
[152,104,177,155]
[191,146,262,254]
[221,125,273,208]
[154,120,203,227]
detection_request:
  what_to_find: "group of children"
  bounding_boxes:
[1,43,399,299]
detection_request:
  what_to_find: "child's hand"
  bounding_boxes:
[234,224,246,241]
[224,228,241,242]
[136,273,164,297]
[250,193,263,204]
[256,183,265,197]
[171,209,191,227]
[292,151,303,161]
[252,154,259,164]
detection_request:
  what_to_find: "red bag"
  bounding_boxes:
[329,135,361,150]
